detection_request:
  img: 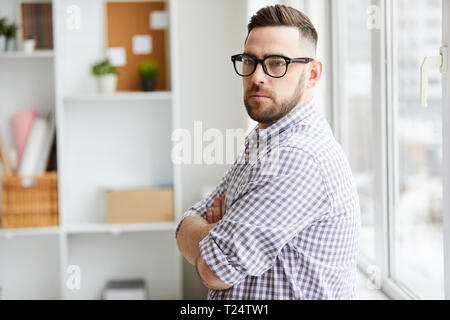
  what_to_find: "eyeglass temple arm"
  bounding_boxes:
[291,58,314,63]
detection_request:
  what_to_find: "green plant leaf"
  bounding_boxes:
[138,60,158,80]
[4,22,18,38]
[92,59,117,76]
[0,18,8,35]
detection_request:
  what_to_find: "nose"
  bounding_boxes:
[250,61,267,84]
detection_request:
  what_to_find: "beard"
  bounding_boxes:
[244,71,306,126]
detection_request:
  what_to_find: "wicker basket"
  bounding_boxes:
[1,171,59,229]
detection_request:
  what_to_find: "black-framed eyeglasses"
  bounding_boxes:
[231,54,313,78]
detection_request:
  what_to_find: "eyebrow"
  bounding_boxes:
[243,51,288,58]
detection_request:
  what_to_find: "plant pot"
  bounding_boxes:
[5,38,15,52]
[23,39,36,54]
[97,74,118,94]
[0,35,6,52]
[141,78,155,91]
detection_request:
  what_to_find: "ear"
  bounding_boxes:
[306,60,323,89]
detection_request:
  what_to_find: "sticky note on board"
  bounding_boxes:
[150,11,168,29]
[106,47,127,66]
[132,35,152,54]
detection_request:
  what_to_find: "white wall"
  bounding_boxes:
[173,0,248,299]
[303,0,332,120]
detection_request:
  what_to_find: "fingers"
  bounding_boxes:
[206,207,213,223]
[213,197,221,222]
[221,193,226,219]
[206,194,227,223]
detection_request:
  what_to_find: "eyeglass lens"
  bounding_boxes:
[235,55,287,77]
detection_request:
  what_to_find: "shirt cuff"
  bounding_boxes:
[199,233,246,286]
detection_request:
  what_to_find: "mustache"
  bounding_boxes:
[245,84,274,98]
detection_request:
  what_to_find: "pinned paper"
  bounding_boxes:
[150,11,168,29]
[132,35,152,54]
[107,47,127,66]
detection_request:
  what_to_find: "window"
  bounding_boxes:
[390,0,444,299]
[334,0,446,299]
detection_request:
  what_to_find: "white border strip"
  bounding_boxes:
[442,0,450,300]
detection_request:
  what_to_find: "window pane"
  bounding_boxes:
[342,0,375,261]
[391,0,444,299]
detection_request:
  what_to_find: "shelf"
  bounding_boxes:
[63,222,177,235]
[63,91,172,103]
[0,222,177,238]
[0,226,60,238]
[0,50,54,59]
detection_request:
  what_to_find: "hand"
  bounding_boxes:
[206,193,226,223]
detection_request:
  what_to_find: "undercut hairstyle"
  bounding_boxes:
[246,4,318,53]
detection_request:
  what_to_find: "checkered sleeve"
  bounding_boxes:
[199,147,331,285]
[174,165,233,238]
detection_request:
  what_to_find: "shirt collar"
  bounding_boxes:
[243,98,317,164]
[246,97,317,143]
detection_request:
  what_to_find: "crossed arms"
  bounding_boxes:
[175,147,330,292]
[176,193,232,290]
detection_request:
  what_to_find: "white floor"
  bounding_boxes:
[355,269,390,300]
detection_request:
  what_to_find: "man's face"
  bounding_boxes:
[243,26,311,128]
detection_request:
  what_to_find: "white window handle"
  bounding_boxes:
[420,46,448,107]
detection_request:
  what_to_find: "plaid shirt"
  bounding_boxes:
[175,98,360,299]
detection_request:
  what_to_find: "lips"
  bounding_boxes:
[248,93,271,100]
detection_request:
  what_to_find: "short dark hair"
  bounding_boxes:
[246,4,318,51]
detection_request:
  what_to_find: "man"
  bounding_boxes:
[175,4,360,300]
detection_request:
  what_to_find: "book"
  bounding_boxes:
[45,135,57,171]
[21,3,53,49]
[18,116,48,177]
[13,110,37,170]
[36,111,56,174]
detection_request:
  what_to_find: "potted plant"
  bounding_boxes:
[92,59,118,94]
[4,22,18,52]
[0,18,7,52]
[138,60,158,91]
[23,34,36,54]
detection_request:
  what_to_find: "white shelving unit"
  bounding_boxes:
[0,226,60,239]
[63,222,177,235]
[0,0,182,299]
[0,50,54,59]
[63,91,172,102]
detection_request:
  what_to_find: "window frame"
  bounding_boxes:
[330,0,449,300]
[442,0,450,300]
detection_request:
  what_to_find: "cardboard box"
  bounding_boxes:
[105,188,174,223]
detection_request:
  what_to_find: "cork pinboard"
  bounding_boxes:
[106,1,168,91]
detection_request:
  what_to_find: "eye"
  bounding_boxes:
[268,58,286,67]
[242,57,255,66]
